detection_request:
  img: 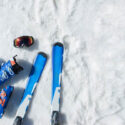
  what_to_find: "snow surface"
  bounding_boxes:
[0,0,125,125]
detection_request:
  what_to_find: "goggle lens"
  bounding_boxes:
[14,36,34,47]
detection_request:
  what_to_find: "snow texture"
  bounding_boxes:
[0,0,125,125]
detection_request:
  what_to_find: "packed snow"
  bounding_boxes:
[0,0,125,125]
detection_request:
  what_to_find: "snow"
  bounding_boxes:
[0,0,125,125]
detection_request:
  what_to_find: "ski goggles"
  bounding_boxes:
[14,36,34,48]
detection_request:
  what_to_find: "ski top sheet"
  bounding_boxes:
[51,42,64,125]
[13,52,47,125]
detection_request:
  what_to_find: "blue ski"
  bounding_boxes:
[51,42,64,125]
[13,52,47,125]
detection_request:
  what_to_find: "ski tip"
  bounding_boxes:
[54,42,63,47]
[38,52,48,59]
[13,116,23,125]
[51,111,60,125]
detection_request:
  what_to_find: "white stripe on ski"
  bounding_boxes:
[51,87,60,111]
[52,67,62,112]
[16,82,37,118]
[16,94,31,117]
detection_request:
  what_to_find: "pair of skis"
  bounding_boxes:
[13,42,64,125]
